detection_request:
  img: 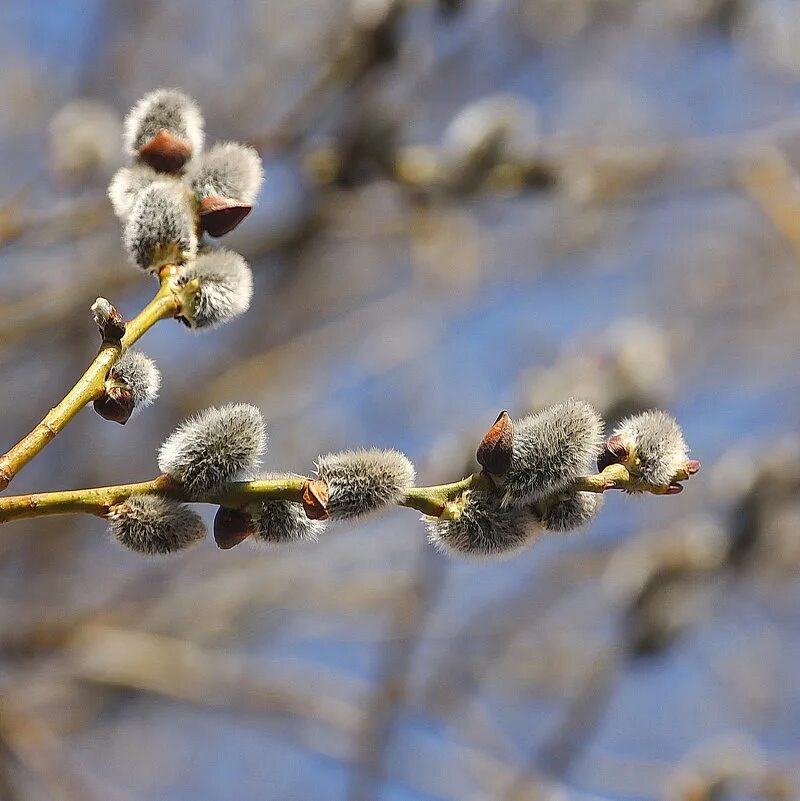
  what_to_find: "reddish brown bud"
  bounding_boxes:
[665,482,684,495]
[597,434,629,472]
[672,459,701,482]
[138,129,192,173]
[91,298,126,342]
[213,507,255,550]
[93,386,134,425]
[0,460,12,491]
[302,479,330,521]
[477,410,514,476]
[199,196,252,237]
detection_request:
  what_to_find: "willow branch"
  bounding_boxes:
[737,146,800,262]
[0,268,182,492]
[0,463,686,526]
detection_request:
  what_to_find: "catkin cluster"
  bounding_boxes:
[88,91,698,559]
[107,403,418,554]
[427,401,603,557]
[107,400,696,559]
[92,90,263,425]
[427,404,696,558]
[109,89,260,327]
[0,89,700,565]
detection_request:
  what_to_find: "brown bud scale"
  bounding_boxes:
[199,196,252,237]
[103,318,127,342]
[477,410,513,476]
[597,434,629,472]
[93,386,134,425]
[302,479,330,521]
[138,129,192,173]
[214,507,255,550]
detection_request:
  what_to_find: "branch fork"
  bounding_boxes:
[0,267,184,491]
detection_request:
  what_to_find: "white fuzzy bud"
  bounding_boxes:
[614,410,689,486]
[426,490,540,559]
[177,250,253,330]
[91,297,115,326]
[108,351,161,412]
[189,142,264,205]
[108,494,206,554]
[252,474,328,544]
[316,448,415,520]
[124,89,204,171]
[91,297,126,341]
[503,399,604,507]
[541,492,603,533]
[107,163,161,219]
[123,181,197,271]
[158,403,267,495]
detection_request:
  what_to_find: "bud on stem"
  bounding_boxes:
[199,196,252,237]
[302,479,330,520]
[91,297,126,342]
[93,384,135,425]
[477,410,513,476]
[597,434,629,472]
[214,506,255,549]
[139,129,192,173]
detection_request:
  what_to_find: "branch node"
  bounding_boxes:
[302,479,331,521]
[0,462,12,491]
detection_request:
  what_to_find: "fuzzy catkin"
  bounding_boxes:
[124,89,204,161]
[316,448,415,520]
[108,351,160,411]
[189,142,264,204]
[615,410,688,486]
[426,490,540,558]
[251,479,328,544]
[177,250,253,329]
[108,164,161,219]
[123,181,196,271]
[108,494,206,554]
[254,500,326,544]
[91,297,115,325]
[158,403,267,495]
[541,492,603,533]
[503,399,604,507]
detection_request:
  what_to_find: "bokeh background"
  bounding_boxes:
[1,1,800,799]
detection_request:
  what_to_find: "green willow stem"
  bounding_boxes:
[0,475,309,524]
[0,463,682,526]
[0,272,182,492]
[402,474,484,516]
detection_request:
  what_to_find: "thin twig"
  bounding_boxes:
[0,268,182,491]
[65,624,365,735]
[346,545,445,801]
[0,697,128,801]
[0,462,691,526]
[737,145,800,262]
